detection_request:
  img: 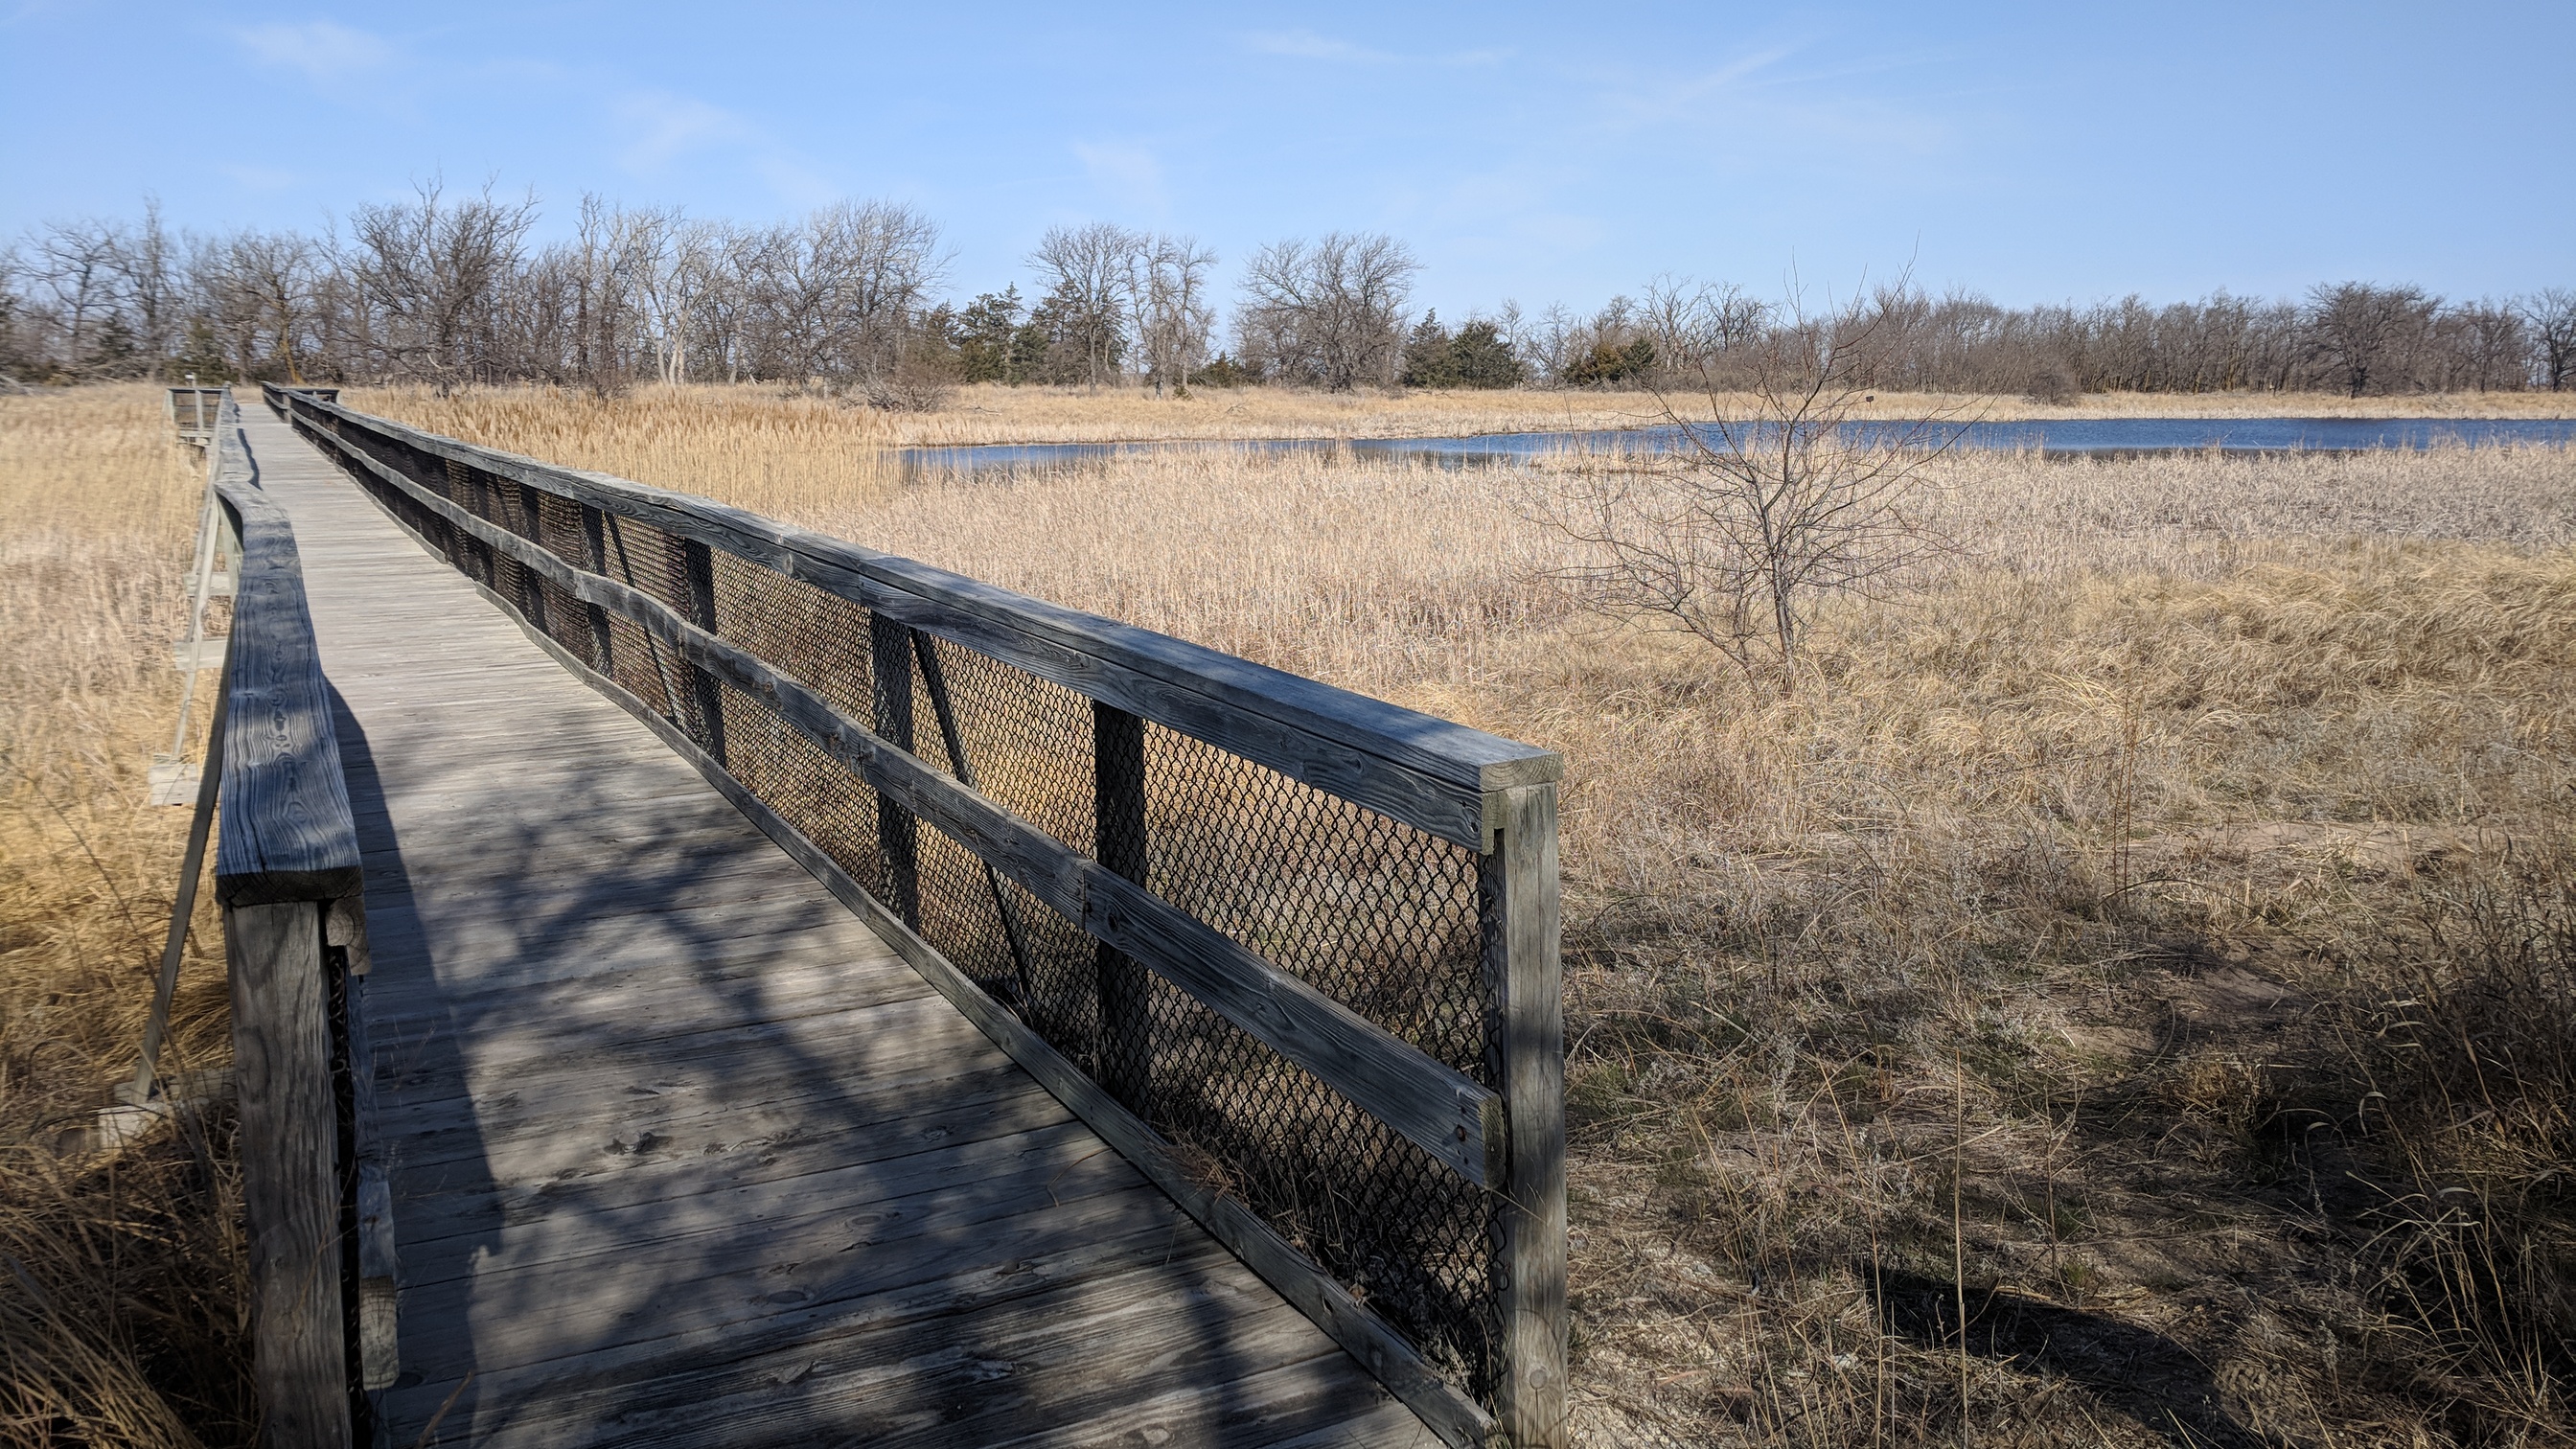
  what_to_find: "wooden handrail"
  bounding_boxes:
[271,387,1559,848]
[207,390,380,1449]
[267,382,1567,1449]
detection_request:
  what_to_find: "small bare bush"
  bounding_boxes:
[1536,302,1965,692]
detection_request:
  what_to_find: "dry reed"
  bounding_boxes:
[39,378,2572,1446]
[0,385,249,1446]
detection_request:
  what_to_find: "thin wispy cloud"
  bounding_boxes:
[614,91,761,172]
[1071,141,1167,215]
[1246,29,1508,67]
[612,89,841,209]
[1246,29,1394,64]
[235,20,395,83]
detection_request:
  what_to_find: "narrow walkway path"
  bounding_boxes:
[236,405,1430,1447]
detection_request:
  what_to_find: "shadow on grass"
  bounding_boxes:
[1864,1265,2273,1448]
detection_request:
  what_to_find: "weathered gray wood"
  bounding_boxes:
[480,608,1494,1446]
[320,444,1502,1185]
[213,482,362,907]
[236,401,1424,1448]
[870,612,921,926]
[275,388,1560,848]
[355,1164,397,1391]
[226,899,355,1449]
[1484,783,1568,1448]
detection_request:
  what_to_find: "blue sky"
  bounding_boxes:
[4,1,2568,316]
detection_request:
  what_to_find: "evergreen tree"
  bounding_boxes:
[1399,310,1525,389]
[1398,310,1455,386]
[1446,319,1525,388]
[955,287,1024,382]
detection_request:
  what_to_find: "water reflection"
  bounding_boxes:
[896,415,2576,479]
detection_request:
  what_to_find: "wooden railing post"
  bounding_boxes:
[225,899,351,1449]
[214,435,369,1448]
[869,614,921,928]
[677,538,726,766]
[1483,782,1567,1448]
[578,505,615,673]
[1092,702,1153,1110]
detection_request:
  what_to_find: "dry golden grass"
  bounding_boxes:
[0,385,250,1445]
[21,379,2571,1445]
[354,380,2576,462]
[838,448,2576,1447]
[369,378,2576,1444]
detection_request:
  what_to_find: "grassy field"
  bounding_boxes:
[0,385,250,1445]
[6,379,2571,1445]
[363,384,2576,1447]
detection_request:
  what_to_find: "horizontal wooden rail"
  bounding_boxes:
[269,382,1566,1448]
[208,389,383,1449]
[310,425,1504,1185]
[273,389,1558,848]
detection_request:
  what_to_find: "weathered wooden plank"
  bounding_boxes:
[317,459,1502,1184]
[213,482,362,906]
[378,1055,1051,1190]
[386,1145,1162,1366]
[481,1276,1372,1449]
[1485,782,1569,1449]
[381,1208,1246,1443]
[225,899,354,1449]
[384,1095,1096,1268]
[243,391,1451,1448]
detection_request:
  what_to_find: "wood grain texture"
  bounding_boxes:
[213,473,362,907]
[1484,783,1569,1448]
[234,402,1424,1449]
[226,899,355,1449]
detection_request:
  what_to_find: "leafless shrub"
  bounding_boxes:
[1535,298,1966,691]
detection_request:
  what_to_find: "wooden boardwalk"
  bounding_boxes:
[235,407,1434,1447]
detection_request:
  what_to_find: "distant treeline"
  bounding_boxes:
[7,190,2571,402]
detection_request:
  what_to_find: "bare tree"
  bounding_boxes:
[1535,294,1962,694]
[1638,275,1769,381]
[1234,233,1419,391]
[25,218,126,376]
[1028,221,1137,387]
[1131,234,1217,395]
[347,179,538,390]
[2522,288,2576,392]
[214,230,321,380]
[2303,282,2438,397]
[634,214,722,385]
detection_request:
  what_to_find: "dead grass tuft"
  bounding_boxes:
[1,384,248,1445]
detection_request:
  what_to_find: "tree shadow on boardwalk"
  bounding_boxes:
[285,472,1418,1443]
[1864,1265,2275,1448]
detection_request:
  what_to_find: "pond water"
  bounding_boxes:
[898,415,2576,477]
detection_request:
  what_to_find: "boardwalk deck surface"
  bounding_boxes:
[235,407,1432,1448]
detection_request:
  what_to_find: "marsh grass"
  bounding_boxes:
[15,378,2569,1446]
[0,385,248,1445]
[731,433,2573,1446]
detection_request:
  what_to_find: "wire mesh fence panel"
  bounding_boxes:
[269,387,1566,1439]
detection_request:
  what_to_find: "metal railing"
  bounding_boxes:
[266,383,1569,1447]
